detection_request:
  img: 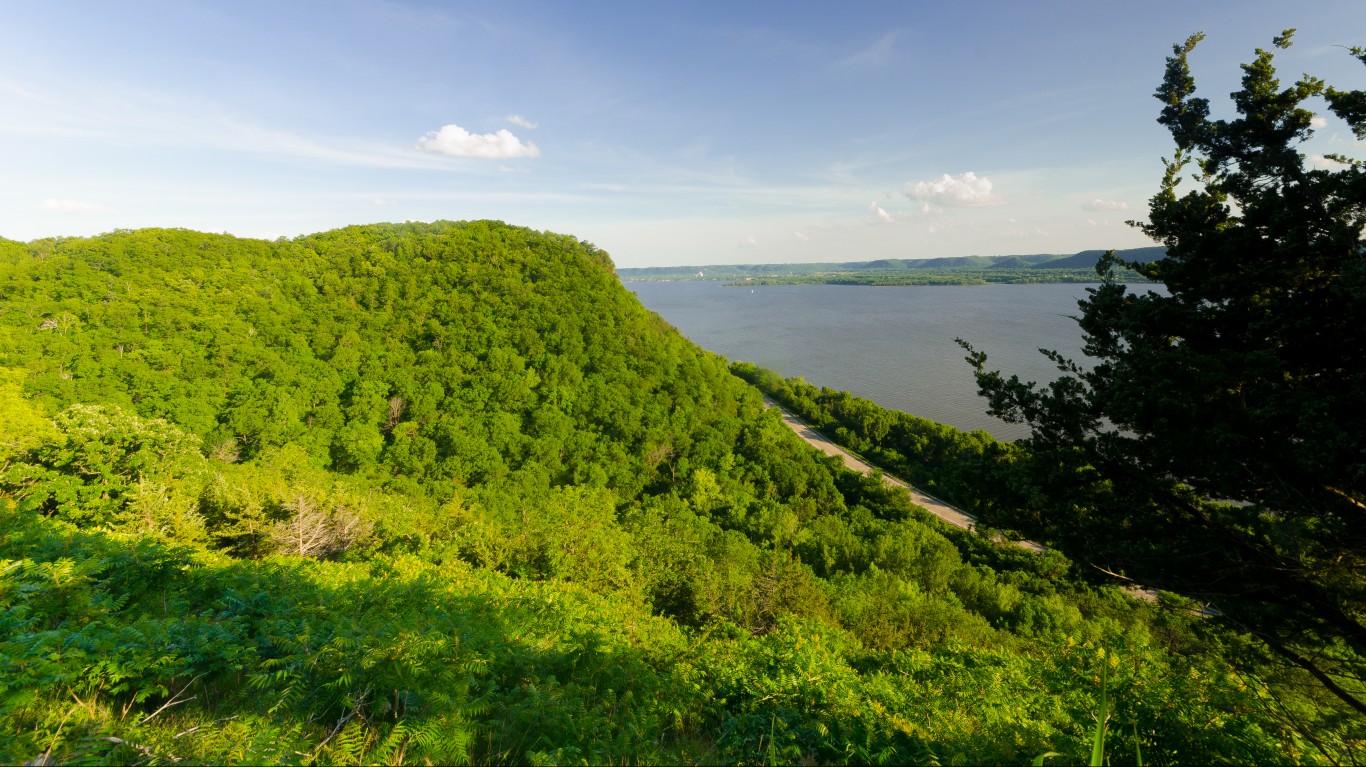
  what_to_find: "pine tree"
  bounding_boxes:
[963,31,1366,712]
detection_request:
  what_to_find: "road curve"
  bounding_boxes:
[763,396,1176,605]
[763,396,1046,554]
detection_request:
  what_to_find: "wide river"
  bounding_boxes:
[626,281,1148,441]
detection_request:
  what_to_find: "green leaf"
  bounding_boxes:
[1091,657,1109,767]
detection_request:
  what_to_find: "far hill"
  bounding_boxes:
[618,245,1166,282]
[1032,245,1166,269]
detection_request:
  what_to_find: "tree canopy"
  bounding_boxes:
[963,31,1366,713]
[4,217,1350,762]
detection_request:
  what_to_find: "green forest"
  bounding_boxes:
[1,31,1364,767]
[0,219,1352,765]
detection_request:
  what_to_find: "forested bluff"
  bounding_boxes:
[0,220,1359,765]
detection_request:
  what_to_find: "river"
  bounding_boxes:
[626,281,1154,441]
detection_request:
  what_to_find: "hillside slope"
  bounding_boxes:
[0,222,1335,764]
[1031,245,1167,269]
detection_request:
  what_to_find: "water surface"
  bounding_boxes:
[627,281,1142,441]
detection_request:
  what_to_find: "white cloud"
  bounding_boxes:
[794,231,809,241]
[908,172,1002,207]
[739,235,758,247]
[869,201,895,223]
[1,74,467,170]
[416,124,540,159]
[1004,219,1049,238]
[41,198,109,214]
[839,32,898,68]
[1308,154,1350,170]
[1311,116,1328,129]
[506,114,538,130]
[1084,198,1129,211]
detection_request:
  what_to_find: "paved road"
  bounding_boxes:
[761,396,1178,605]
[763,396,1046,553]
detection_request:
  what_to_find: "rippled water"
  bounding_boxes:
[627,281,1140,441]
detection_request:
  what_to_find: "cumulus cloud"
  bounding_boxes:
[1311,116,1328,129]
[1084,198,1129,211]
[739,235,758,248]
[416,124,540,159]
[794,231,810,241]
[42,198,108,214]
[506,114,538,129]
[869,201,895,223]
[908,172,1002,207]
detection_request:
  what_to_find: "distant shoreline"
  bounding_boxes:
[617,245,1164,286]
[621,273,1157,287]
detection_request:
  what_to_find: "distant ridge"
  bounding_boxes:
[1032,246,1167,269]
[619,245,1167,281]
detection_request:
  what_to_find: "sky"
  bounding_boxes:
[2,1,1363,267]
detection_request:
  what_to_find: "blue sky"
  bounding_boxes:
[2,1,1363,267]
